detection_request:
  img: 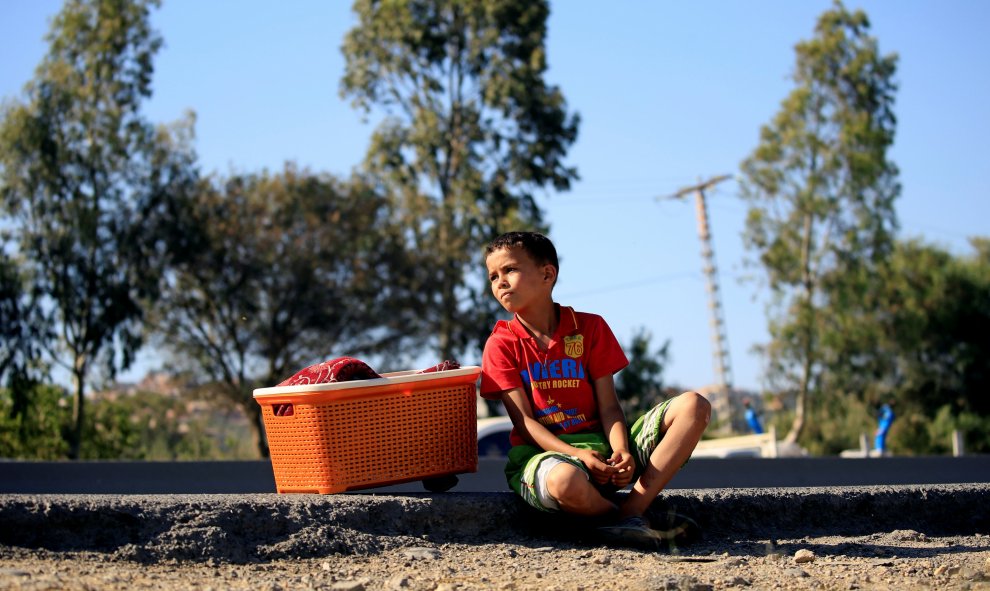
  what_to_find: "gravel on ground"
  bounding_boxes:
[2,486,988,590]
[3,530,989,590]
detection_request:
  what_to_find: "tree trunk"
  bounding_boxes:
[785,212,817,446]
[785,353,813,445]
[437,191,457,362]
[248,400,270,458]
[68,359,87,460]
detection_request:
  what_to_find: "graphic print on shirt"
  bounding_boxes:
[564,334,584,357]
[518,333,589,432]
[519,357,586,391]
[534,395,589,432]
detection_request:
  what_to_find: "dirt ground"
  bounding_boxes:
[3,530,989,591]
[2,487,988,590]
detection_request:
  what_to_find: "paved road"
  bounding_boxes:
[1,456,988,494]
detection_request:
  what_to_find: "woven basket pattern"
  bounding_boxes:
[261,381,477,493]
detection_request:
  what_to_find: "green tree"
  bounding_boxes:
[0,248,49,407]
[803,238,990,455]
[615,328,670,421]
[739,2,899,446]
[152,165,416,457]
[0,0,196,458]
[78,388,247,460]
[872,239,990,454]
[882,239,990,416]
[0,251,59,457]
[0,383,69,459]
[340,0,579,361]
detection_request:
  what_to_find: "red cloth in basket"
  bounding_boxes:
[277,357,382,387]
[417,360,460,373]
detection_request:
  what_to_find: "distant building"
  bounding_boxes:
[92,371,184,400]
[136,371,183,397]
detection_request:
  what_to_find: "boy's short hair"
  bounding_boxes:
[485,231,559,274]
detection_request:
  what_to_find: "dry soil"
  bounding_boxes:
[3,530,989,591]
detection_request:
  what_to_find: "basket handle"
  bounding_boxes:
[274,403,294,417]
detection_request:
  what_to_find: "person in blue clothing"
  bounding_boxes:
[743,399,763,434]
[874,400,896,455]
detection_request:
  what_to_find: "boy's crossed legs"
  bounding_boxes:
[544,391,711,518]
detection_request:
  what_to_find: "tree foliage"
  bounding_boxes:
[739,1,899,446]
[0,249,49,405]
[615,328,670,421]
[878,239,990,419]
[784,238,990,455]
[842,238,990,454]
[78,388,253,460]
[0,383,69,459]
[340,0,579,360]
[0,380,256,460]
[152,165,417,457]
[0,250,55,456]
[0,0,196,457]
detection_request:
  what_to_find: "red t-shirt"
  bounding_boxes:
[481,305,629,446]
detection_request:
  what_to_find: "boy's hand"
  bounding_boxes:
[574,449,615,485]
[607,449,635,487]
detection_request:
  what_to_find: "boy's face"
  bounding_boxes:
[485,246,556,314]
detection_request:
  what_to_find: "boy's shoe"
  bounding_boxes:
[596,513,700,550]
[651,509,701,545]
[595,515,664,549]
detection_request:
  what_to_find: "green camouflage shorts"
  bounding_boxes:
[504,397,674,512]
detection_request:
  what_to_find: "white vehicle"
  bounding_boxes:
[477,416,513,457]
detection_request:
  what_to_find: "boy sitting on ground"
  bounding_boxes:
[480,231,710,546]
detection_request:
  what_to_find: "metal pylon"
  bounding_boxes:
[662,175,734,425]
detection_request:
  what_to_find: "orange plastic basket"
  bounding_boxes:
[253,366,480,494]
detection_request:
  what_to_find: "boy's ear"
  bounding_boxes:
[542,264,557,284]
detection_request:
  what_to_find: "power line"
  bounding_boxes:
[557,270,699,301]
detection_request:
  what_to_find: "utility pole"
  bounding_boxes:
[662,174,734,427]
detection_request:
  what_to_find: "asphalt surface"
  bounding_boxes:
[3,456,990,494]
[1,484,987,563]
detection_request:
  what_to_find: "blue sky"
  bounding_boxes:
[2,1,989,392]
